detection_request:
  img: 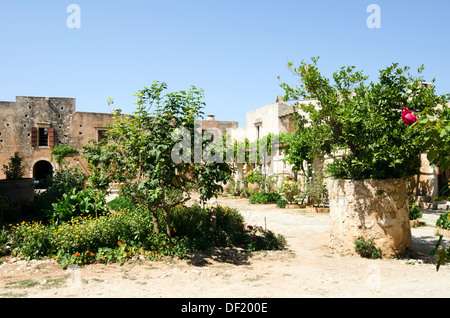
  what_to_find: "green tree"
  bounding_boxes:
[2,152,25,180]
[279,57,443,180]
[83,82,232,237]
[411,83,450,271]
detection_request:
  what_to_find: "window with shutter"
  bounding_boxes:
[31,127,38,147]
[48,127,55,148]
[38,128,49,147]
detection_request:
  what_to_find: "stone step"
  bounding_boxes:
[420,202,450,210]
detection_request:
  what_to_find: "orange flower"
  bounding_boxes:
[118,241,122,245]
[89,252,94,257]
[74,253,80,257]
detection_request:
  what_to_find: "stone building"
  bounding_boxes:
[227,97,298,181]
[0,96,239,183]
[226,96,448,203]
[0,96,116,182]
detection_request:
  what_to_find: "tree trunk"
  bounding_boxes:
[163,206,172,239]
[148,205,160,235]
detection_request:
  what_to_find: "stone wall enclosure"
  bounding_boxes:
[328,178,412,258]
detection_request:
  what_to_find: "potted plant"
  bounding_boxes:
[246,170,262,192]
[280,58,444,257]
[0,152,35,202]
[281,178,304,208]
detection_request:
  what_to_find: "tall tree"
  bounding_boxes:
[83,82,232,237]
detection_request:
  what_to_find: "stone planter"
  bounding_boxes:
[437,227,450,238]
[0,178,35,202]
[248,182,259,192]
[305,206,330,213]
[221,182,232,194]
[328,178,412,258]
[410,219,420,228]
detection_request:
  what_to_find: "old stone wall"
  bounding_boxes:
[0,97,75,179]
[328,178,412,258]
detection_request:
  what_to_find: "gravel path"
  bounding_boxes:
[1,196,450,298]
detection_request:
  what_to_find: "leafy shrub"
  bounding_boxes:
[108,195,136,212]
[280,59,434,180]
[10,204,157,263]
[0,195,21,224]
[409,204,422,220]
[276,199,287,208]
[0,228,9,256]
[171,205,247,250]
[46,188,109,224]
[30,166,88,218]
[2,152,25,180]
[281,180,300,204]
[249,192,281,204]
[246,170,263,184]
[51,145,79,165]
[8,203,286,268]
[436,212,450,230]
[246,225,287,251]
[354,236,382,259]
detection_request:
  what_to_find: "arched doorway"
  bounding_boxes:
[33,160,53,187]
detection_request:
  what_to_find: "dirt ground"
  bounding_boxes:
[1,196,450,298]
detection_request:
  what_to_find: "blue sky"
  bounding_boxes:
[0,0,449,126]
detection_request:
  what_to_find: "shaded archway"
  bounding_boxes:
[33,160,53,187]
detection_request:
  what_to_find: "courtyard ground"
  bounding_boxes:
[0,195,449,298]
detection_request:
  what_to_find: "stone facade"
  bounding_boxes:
[0,96,238,182]
[328,178,412,258]
[227,98,298,180]
[0,96,77,180]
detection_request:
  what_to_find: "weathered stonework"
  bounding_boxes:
[328,178,412,258]
[0,96,239,183]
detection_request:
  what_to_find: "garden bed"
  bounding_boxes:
[285,204,306,209]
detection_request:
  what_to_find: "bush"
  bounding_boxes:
[171,205,247,250]
[409,204,422,220]
[281,180,300,204]
[249,192,281,204]
[246,170,263,184]
[354,236,382,259]
[246,225,287,251]
[46,188,109,224]
[0,228,9,257]
[10,204,158,263]
[436,212,450,230]
[276,199,287,208]
[8,203,286,268]
[108,195,137,212]
[2,152,25,180]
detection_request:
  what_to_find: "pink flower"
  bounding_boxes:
[401,107,418,126]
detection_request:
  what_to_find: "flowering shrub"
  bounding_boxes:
[280,58,443,180]
[249,192,281,204]
[401,107,418,126]
[281,180,301,204]
[436,212,450,230]
[7,201,286,268]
